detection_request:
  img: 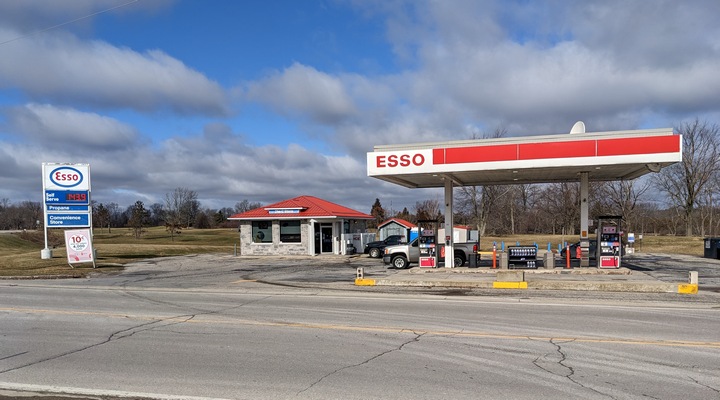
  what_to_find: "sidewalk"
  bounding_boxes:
[355,265,699,294]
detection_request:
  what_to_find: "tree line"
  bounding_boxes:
[2,119,718,238]
[0,188,261,239]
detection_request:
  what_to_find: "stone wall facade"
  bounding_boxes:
[239,220,309,256]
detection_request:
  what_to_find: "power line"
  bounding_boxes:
[0,0,140,47]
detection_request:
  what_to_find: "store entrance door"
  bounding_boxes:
[314,223,334,254]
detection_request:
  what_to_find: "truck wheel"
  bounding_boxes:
[392,256,409,269]
[454,254,465,267]
[369,248,381,258]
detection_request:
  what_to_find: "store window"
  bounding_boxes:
[252,221,272,243]
[280,220,301,243]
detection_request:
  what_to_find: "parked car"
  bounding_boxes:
[382,238,479,269]
[364,235,406,258]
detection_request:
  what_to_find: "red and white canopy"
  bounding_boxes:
[367,128,681,188]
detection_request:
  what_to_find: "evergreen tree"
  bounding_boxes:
[370,198,386,229]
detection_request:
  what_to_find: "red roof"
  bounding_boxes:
[378,218,416,229]
[228,195,374,220]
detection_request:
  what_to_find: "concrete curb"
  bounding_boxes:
[355,269,700,294]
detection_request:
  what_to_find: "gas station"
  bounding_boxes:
[366,123,682,269]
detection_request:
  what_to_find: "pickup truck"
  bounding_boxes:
[382,238,479,269]
[364,235,406,258]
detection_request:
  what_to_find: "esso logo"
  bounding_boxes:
[50,167,84,188]
[376,153,425,168]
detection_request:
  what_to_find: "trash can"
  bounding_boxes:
[704,238,720,259]
[469,251,479,268]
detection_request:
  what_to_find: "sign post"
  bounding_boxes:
[41,163,93,266]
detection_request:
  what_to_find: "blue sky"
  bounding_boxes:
[1,0,720,214]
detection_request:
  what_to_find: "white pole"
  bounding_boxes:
[444,179,454,268]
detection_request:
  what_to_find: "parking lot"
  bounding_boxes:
[87,251,720,304]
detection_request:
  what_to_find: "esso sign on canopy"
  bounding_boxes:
[376,153,426,168]
[43,163,90,191]
[367,149,433,175]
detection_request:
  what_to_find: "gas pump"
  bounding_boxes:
[597,216,622,269]
[418,229,437,268]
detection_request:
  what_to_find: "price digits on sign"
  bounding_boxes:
[65,192,87,202]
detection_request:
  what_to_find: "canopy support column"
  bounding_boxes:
[580,172,590,267]
[444,179,454,268]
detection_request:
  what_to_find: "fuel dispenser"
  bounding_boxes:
[418,229,437,268]
[598,216,622,269]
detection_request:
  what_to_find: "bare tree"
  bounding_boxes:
[164,188,193,241]
[149,203,165,226]
[654,119,720,236]
[455,185,506,235]
[128,201,149,239]
[414,198,442,224]
[106,202,123,230]
[536,183,580,235]
[94,203,110,233]
[234,199,263,214]
[696,178,719,236]
[594,179,651,233]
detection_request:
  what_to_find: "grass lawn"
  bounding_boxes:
[0,227,707,278]
[0,227,239,278]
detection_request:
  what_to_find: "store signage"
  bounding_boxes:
[47,204,90,212]
[47,213,90,227]
[64,229,95,265]
[42,163,91,229]
[41,163,93,260]
[43,164,90,191]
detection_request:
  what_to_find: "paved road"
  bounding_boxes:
[1,254,719,399]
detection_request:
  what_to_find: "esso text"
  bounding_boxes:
[376,153,425,168]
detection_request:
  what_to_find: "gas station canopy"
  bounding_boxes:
[367,128,682,188]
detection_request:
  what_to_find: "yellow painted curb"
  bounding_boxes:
[678,284,698,294]
[355,278,376,286]
[493,281,528,289]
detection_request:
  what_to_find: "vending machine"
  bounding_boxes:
[598,218,622,269]
[418,229,437,268]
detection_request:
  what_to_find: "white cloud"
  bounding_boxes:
[245,63,357,124]
[0,28,228,116]
[312,0,720,140]
[2,103,139,151]
[0,113,386,211]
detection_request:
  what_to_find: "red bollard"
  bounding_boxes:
[492,244,497,269]
[565,243,571,269]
